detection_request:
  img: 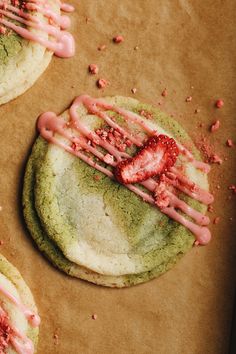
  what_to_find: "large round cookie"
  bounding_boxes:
[23,96,211,287]
[0,254,39,353]
[0,0,61,105]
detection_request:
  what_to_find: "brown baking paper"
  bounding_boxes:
[1,0,236,353]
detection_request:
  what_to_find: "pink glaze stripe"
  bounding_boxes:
[37,95,213,245]
[0,0,75,58]
[0,283,40,354]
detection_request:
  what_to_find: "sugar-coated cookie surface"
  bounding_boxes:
[23,95,213,287]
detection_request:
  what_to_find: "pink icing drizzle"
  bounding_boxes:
[0,283,40,354]
[37,95,214,245]
[0,0,75,58]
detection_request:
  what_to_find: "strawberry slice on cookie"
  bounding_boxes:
[114,134,179,184]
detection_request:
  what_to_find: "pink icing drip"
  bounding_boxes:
[0,283,40,354]
[37,95,213,245]
[0,0,75,58]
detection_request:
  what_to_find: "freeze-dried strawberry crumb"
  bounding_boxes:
[113,35,124,43]
[213,217,220,224]
[195,108,200,114]
[97,79,109,89]
[103,154,114,164]
[0,311,12,352]
[97,44,106,51]
[0,26,6,34]
[92,314,97,320]
[131,88,137,94]
[210,154,223,165]
[215,99,224,108]
[210,120,220,133]
[71,142,81,151]
[186,96,192,102]
[88,64,99,75]
[154,181,170,209]
[162,89,167,97]
[228,185,236,193]
[208,205,213,213]
[139,110,153,120]
[226,139,233,147]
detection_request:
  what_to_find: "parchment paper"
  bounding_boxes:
[0,1,236,353]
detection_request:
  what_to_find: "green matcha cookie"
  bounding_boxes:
[0,254,39,353]
[0,0,60,105]
[23,96,210,287]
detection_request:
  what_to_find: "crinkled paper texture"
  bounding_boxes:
[0,0,236,353]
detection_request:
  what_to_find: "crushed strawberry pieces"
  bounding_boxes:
[138,109,153,120]
[95,127,132,152]
[161,88,167,97]
[113,35,124,43]
[226,139,233,147]
[215,99,224,108]
[97,78,109,89]
[88,64,99,75]
[0,311,12,352]
[228,185,236,194]
[114,134,179,184]
[210,120,220,132]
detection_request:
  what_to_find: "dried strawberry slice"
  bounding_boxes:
[114,134,179,184]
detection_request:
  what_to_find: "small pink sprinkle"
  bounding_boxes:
[97,78,109,89]
[88,64,99,75]
[226,139,233,147]
[98,44,106,51]
[186,96,192,102]
[92,314,97,320]
[215,99,224,108]
[131,88,137,94]
[210,120,220,133]
[161,88,167,97]
[213,217,220,224]
[113,35,124,43]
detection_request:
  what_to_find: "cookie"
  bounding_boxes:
[0,254,40,353]
[23,95,213,286]
[0,0,75,105]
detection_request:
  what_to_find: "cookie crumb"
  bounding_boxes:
[210,120,220,133]
[97,78,109,89]
[113,35,124,43]
[226,139,233,147]
[195,108,200,114]
[134,46,139,50]
[88,64,99,75]
[215,99,224,108]
[131,88,137,94]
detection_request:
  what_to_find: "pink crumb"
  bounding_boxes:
[208,205,213,212]
[88,64,99,75]
[161,88,167,97]
[186,96,192,102]
[226,139,233,147]
[103,154,114,164]
[210,154,223,165]
[195,108,200,114]
[93,175,101,181]
[228,185,236,193]
[97,78,109,89]
[113,35,124,43]
[210,120,220,133]
[215,99,224,108]
[97,44,106,51]
[131,88,137,94]
[92,314,97,320]
[213,217,220,224]
[0,26,6,34]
